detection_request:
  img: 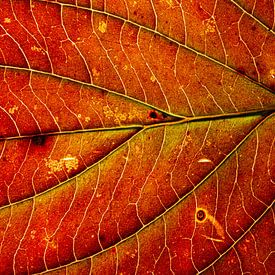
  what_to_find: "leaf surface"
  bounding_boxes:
[0,0,274,274]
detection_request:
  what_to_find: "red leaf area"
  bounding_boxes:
[0,0,274,274]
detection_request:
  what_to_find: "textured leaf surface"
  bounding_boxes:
[0,0,274,274]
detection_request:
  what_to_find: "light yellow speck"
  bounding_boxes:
[4,18,11,24]
[123,65,128,71]
[92,68,100,77]
[98,21,107,33]
[270,69,275,79]
[77,113,82,118]
[85,116,90,123]
[161,0,174,7]
[8,105,19,114]
[150,75,156,82]
[30,230,36,240]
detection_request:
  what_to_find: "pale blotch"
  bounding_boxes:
[4,18,11,23]
[30,230,36,240]
[45,154,79,174]
[98,21,107,33]
[161,0,174,7]
[43,236,57,249]
[92,68,100,78]
[77,113,82,119]
[123,65,128,71]
[85,116,91,123]
[9,105,19,114]
[204,18,216,34]
[103,106,141,124]
[183,135,192,147]
[31,45,46,55]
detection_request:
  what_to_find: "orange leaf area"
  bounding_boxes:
[0,0,274,274]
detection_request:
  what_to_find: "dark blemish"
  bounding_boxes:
[236,67,245,75]
[133,11,137,16]
[162,112,168,118]
[99,234,106,243]
[251,25,256,31]
[32,135,46,146]
[196,209,206,221]
[149,110,158,119]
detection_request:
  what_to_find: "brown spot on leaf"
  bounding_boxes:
[196,209,206,222]
[149,110,158,119]
[32,135,46,146]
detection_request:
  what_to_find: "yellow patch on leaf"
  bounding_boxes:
[8,105,19,114]
[98,21,107,33]
[45,154,79,174]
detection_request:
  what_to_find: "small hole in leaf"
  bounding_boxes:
[149,110,158,119]
[32,135,46,146]
[196,209,206,222]
[236,67,245,75]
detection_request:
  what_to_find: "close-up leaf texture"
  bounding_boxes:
[0,0,274,274]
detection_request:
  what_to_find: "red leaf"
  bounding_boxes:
[0,0,274,274]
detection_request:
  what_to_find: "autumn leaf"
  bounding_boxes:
[0,0,274,274]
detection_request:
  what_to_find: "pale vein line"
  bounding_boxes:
[230,0,275,33]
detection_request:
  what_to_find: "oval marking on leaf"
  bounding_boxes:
[198,158,212,163]
[196,209,207,222]
[196,207,225,242]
